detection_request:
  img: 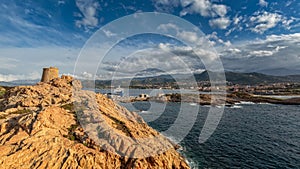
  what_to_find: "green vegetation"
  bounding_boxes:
[83,142,88,147]
[69,124,78,131]
[12,109,31,114]
[61,103,75,112]
[107,115,132,137]
[69,135,75,141]
[63,124,79,141]
[0,91,5,97]
[0,87,6,97]
[115,122,131,135]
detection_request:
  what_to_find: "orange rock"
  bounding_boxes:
[0,75,190,169]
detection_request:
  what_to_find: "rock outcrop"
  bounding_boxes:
[0,75,189,169]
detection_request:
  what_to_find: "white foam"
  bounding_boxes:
[216,105,225,109]
[189,103,197,106]
[231,105,243,109]
[237,101,255,105]
[184,156,199,169]
[257,102,272,105]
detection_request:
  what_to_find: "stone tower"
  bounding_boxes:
[41,67,59,82]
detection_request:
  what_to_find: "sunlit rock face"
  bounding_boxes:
[0,75,190,169]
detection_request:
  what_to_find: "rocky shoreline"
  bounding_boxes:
[0,76,190,169]
[116,92,300,106]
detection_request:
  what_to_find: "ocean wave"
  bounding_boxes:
[236,101,255,105]
[139,110,151,114]
[185,158,199,169]
[256,102,274,105]
[230,105,243,109]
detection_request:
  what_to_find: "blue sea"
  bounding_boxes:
[120,101,300,168]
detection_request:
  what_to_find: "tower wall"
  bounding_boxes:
[41,67,59,82]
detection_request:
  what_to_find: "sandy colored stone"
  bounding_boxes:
[0,75,190,169]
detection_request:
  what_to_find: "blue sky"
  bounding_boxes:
[0,0,300,81]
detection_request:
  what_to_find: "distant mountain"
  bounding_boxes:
[2,72,300,88]
[194,71,300,85]
[0,79,39,86]
[94,71,300,87]
[94,74,177,88]
[255,68,300,76]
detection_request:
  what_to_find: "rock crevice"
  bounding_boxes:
[0,76,190,169]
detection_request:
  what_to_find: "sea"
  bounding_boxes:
[115,89,300,169]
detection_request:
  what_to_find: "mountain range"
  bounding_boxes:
[94,71,300,88]
[1,71,300,87]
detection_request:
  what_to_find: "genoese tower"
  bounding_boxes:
[41,67,59,82]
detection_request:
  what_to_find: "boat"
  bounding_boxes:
[113,86,124,97]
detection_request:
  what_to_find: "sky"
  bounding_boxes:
[0,0,300,81]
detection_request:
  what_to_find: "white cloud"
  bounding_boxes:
[282,18,295,30]
[153,0,231,30]
[153,0,180,12]
[209,17,231,29]
[211,4,228,17]
[154,0,179,6]
[285,1,293,7]
[258,0,268,7]
[102,48,199,79]
[157,23,208,46]
[97,40,225,79]
[249,50,273,57]
[227,48,241,53]
[81,71,93,79]
[206,32,231,46]
[103,29,116,37]
[157,23,179,32]
[0,47,79,81]
[265,33,300,43]
[179,0,229,18]
[0,72,41,82]
[223,41,232,47]
[177,31,199,43]
[249,11,295,34]
[233,15,243,25]
[58,0,65,5]
[75,0,100,30]
[250,12,283,34]
[225,15,243,36]
[218,33,300,75]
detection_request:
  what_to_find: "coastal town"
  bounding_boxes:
[103,81,300,106]
[104,81,300,97]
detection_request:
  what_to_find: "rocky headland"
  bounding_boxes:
[0,75,189,169]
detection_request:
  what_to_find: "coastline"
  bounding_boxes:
[112,92,300,106]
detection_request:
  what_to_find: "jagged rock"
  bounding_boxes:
[0,75,190,169]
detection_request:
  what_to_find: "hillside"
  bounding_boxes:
[193,71,300,85]
[94,71,300,88]
[0,76,189,169]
